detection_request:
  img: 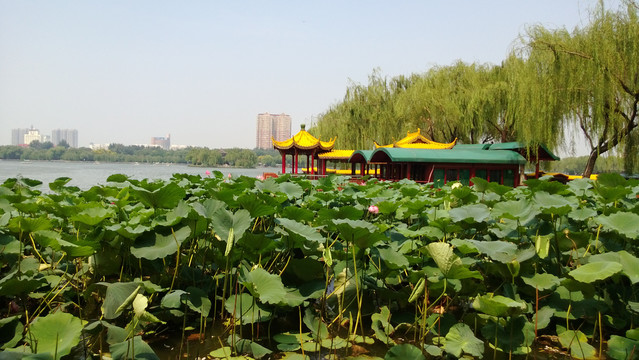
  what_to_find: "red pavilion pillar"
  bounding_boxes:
[281,153,286,174]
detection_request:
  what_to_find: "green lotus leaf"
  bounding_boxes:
[152,200,192,227]
[371,306,395,345]
[238,193,278,218]
[71,205,114,226]
[230,337,273,359]
[0,276,47,297]
[279,182,304,200]
[567,178,593,195]
[491,199,537,222]
[522,273,561,291]
[442,323,484,358]
[0,315,24,350]
[568,208,597,221]
[303,307,329,339]
[8,216,52,233]
[0,235,21,258]
[533,191,573,216]
[558,330,597,359]
[243,267,287,305]
[424,242,482,280]
[110,336,159,360]
[191,198,226,219]
[608,335,639,360]
[130,225,191,260]
[385,344,425,360]
[283,206,316,223]
[131,182,186,209]
[225,293,272,325]
[472,294,527,317]
[595,186,631,204]
[465,239,534,264]
[534,306,554,330]
[29,311,84,358]
[449,203,490,223]
[211,208,252,256]
[376,200,399,214]
[588,251,639,284]
[277,218,324,244]
[596,212,639,239]
[596,173,627,187]
[481,315,535,355]
[377,246,409,270]
[101,282,141,319]
[160,290,186,309]
[569,261,623,283]
[183,286,211,317]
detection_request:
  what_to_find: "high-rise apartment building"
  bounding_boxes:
[52,129,78,148]
[256,113,292,150]
[11,128,29,145]
[151,134,171,150]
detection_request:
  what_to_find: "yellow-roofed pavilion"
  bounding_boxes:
[374,128,457,149]
[272,124,336,175]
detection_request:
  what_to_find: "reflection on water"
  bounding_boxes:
[0,160,279,189]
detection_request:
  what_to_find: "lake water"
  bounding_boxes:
[0,160,280,190]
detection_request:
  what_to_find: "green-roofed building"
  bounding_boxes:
[347,141,559,187]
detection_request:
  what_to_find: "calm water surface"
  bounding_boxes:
[0,160,279,189]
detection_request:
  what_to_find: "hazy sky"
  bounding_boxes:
[0,1,617,149]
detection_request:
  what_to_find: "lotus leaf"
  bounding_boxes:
[371,306,395,345]
[225,293,273,324]
[230,337,273,359]
[130,225,191,260]
[607,335,639,360]
[472,294,527,317]
[481,315,535,354]
[521,273,560,291]
[596,212,639,239]
[449,203,490,223]
[384,344,425,360]
[441,323,484,358]
[587,251,639,284]
[279,182,304,200]
[569,261,623,283]
[71,205,114,226]
[131,182,186,209]
[191,198,226,219]
[243,267,287,305]
[377,246,409,270]
[303,307,329,338]
[277,218,323,244]
[558,330,597,359]
[101,282,141,319]
[8,216,52,233]
[29,311,84,358]
[424,242,482,280]
[110,335,159,360]
[533,191,574,216]
[0,316,23,350]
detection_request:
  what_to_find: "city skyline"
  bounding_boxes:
[1,1,619,153]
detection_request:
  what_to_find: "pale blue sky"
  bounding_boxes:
[0,1,617,149]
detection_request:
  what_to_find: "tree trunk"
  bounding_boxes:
[582,150,599,178]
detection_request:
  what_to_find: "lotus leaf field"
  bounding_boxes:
[1,172,639,359]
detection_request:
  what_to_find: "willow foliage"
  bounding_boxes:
[512,1,639,176]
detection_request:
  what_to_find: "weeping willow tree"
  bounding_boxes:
[394,61,519,144]
[512,1,639,177]
[311,69,413,149]
[312,62,517,148]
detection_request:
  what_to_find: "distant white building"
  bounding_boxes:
[23,127,42,145]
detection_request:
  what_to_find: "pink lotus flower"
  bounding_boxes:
[228,173,232,179]
[368,205,379,214]
[205,170,211,176]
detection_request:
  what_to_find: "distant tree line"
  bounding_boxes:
[0,143,282,168]
[311,1,639,177]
